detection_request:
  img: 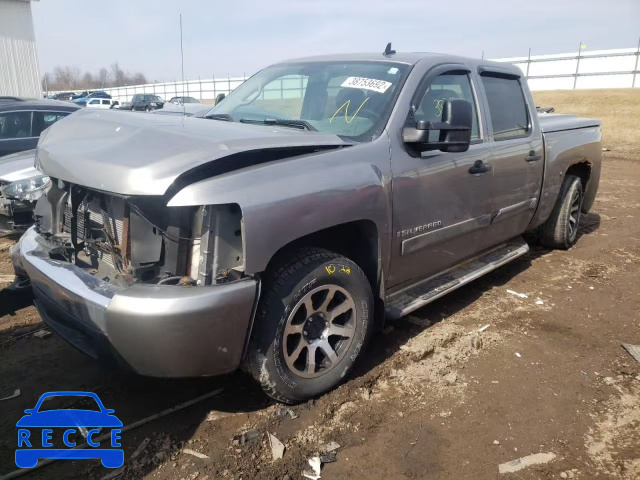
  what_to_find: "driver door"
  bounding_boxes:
[387,66,495,289]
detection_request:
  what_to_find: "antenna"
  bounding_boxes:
[180,13,186,117]
[383,42,396,56]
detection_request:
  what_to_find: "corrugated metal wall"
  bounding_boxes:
[0,0,41,98]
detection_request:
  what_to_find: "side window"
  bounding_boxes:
[102,100,110,105]
[32,112,69,136]
[414,73,480,141]
[0,111,32,139]
[89,99,99,105]
[480,74,529,140]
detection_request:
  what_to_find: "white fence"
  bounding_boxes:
[495,46,640,91]
[49,45,640,103]
[98,75,248,105]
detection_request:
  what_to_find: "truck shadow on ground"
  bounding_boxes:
[0,215,601,478]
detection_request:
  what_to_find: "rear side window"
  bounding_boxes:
[102,100,110,105]
[32,111,70,136]
[0,111,32,139]
[480,74,529,140]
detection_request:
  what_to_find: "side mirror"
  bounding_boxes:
[215,93,226,105]
[403,98,473,154]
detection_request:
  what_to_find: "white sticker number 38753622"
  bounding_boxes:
[341,77,392,94]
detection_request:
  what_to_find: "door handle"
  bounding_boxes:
[525,150,542,162]
[468,160,491,175]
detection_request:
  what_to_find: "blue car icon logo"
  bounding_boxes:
[15,391,124,469]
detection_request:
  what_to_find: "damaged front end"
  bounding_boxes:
[12,179,258,377]
[34,180,246,288]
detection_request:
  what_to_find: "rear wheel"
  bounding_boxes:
[248,248,374,404]
[540,174,583,249]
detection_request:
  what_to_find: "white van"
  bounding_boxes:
[86,99,120,109]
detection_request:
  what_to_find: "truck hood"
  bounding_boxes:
[0,150,39,183]
[37,108,350,196]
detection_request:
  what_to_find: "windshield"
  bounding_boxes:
[206,61,409,141]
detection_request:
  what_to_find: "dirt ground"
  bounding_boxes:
[1,92,639,480]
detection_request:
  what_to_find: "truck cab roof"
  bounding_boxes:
[280,52,522,75]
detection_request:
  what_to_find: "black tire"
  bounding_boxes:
[145,106,151,112]
[248,248,374,404]
[540,174,583,249]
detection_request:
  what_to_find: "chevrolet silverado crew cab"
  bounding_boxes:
[12,50,601,404]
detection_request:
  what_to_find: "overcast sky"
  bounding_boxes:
[33,0,640,82]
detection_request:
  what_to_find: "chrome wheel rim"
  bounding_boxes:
[283,284,356,379]
[568,189,581,241]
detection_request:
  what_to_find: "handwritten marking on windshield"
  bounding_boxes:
[330,97,370,124]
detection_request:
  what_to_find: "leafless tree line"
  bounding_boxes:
[42,63,148,92]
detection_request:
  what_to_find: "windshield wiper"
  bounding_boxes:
[239,118,318,131]
[204,113,233,122]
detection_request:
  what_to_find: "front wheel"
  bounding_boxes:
[248,248,374,404]
[540,174,583,249]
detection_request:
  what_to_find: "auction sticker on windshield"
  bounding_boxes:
[341,77,392,93]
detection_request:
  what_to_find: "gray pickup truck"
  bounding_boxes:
[11,50,601,403]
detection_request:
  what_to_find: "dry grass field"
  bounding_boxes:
[533,88,640,159]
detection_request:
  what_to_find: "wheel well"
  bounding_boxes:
[267,220,381,298]
[566,161,591,190]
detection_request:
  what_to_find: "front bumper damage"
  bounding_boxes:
[11,226,258,377]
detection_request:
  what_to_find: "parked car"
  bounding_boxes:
[86,98,120,109]
[12,51,601,404]
[0,97,78,157]
[50,92,75,101]
[131,94,164,111]
[73,91,112,106]
[167,96,201,105]
[0,149,41,232]
[70,91,89,101]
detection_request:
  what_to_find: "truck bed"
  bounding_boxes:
[538,113,601,133]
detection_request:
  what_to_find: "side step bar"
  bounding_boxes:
[385,237,529,320]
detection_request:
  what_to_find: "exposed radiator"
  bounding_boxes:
[63,194,127,268]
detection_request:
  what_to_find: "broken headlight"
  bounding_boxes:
[1,175,51,202]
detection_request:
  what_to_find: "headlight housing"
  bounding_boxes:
[1,175,51,201]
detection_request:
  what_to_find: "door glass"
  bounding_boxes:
[0,111,32,139]
[480,74,529,140]
[414,73,480,141]
[32,112,70,136]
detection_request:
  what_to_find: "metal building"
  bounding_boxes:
[0,0,41,98]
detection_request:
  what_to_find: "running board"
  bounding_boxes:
[385,237,529,320]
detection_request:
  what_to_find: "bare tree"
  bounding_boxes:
[130,72,148,85]
[43,63,149,91]
[82,72,95,88]
[97,68,109,88]
[53,65,81,89]
[110,62,126,87]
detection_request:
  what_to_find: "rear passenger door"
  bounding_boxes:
[478,69,544,245]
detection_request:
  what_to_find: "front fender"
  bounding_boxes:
[168,139,393,275]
